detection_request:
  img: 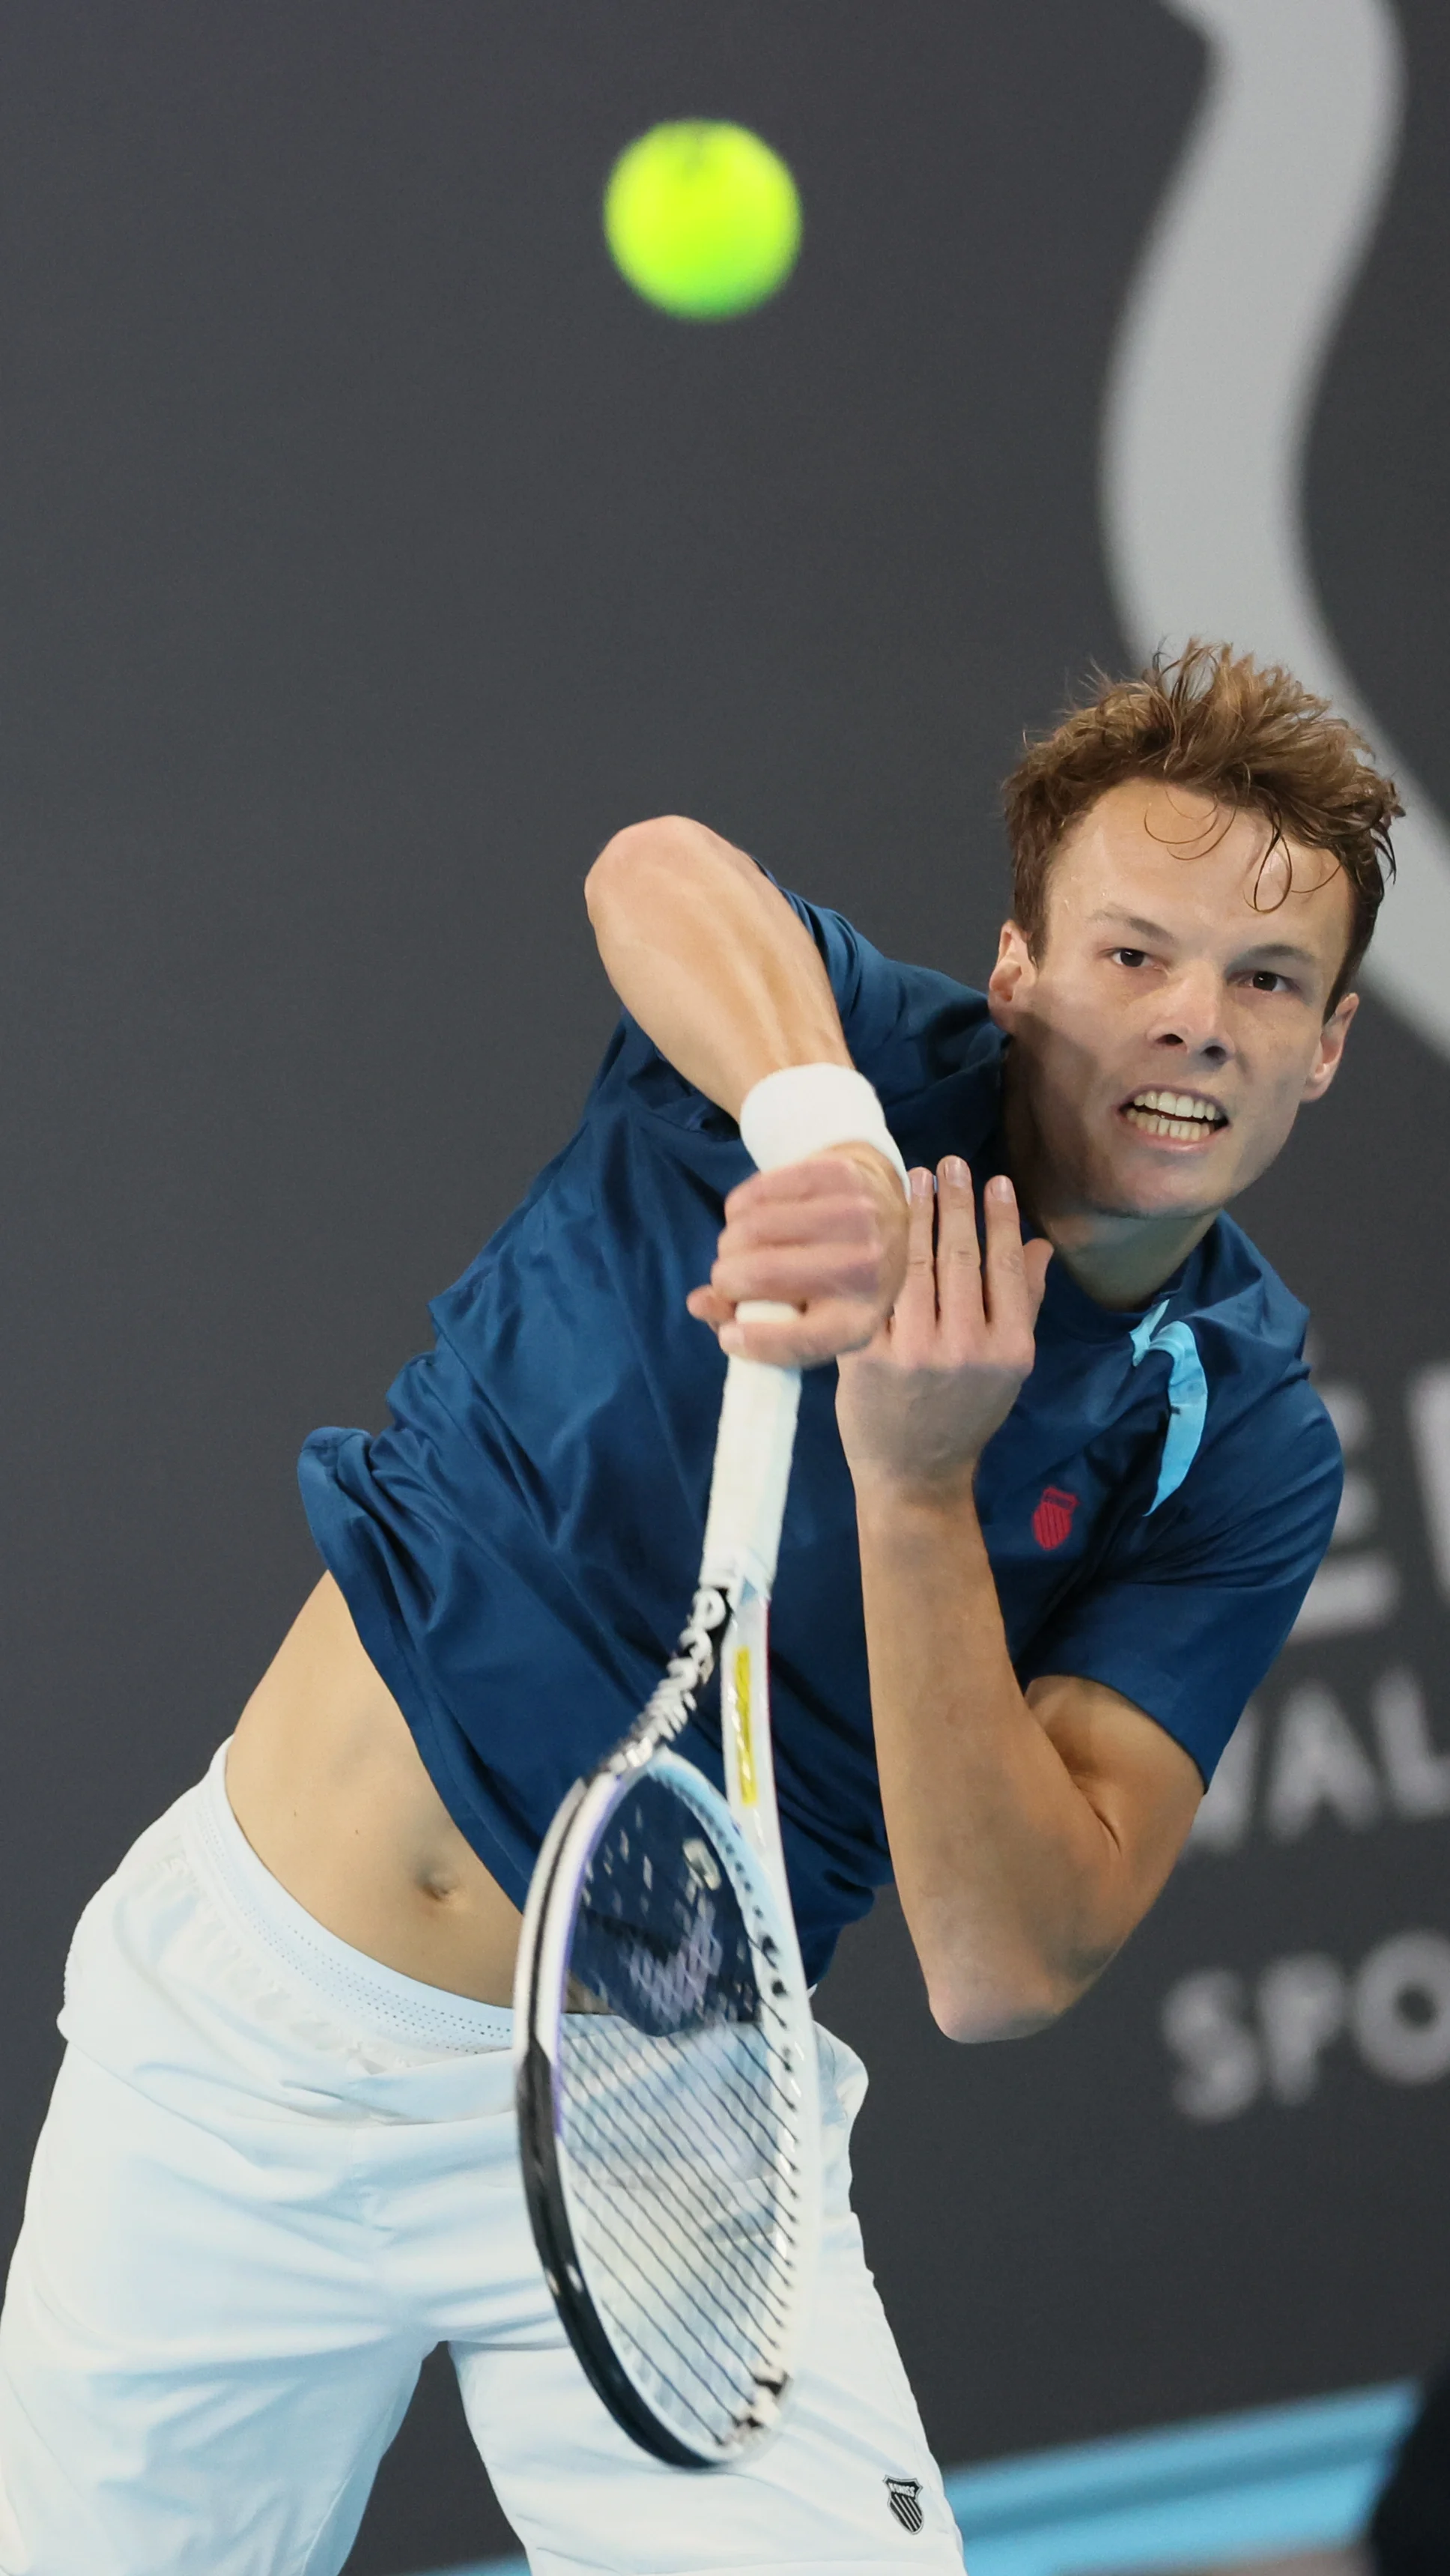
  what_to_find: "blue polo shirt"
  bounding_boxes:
[300,891,1341,1982]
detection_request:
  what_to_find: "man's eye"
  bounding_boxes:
[1111,947,1149,968]
[1248,970,1290,994]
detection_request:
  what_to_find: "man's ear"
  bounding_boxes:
[1302,989,1359,1102]
[988,920,1035,1029]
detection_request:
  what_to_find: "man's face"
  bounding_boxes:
[988,782,1359,1222]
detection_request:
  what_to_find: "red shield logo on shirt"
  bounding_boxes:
[1032,1486,1079,1552]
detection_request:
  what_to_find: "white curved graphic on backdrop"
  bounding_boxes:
[1102,0,1450,1059]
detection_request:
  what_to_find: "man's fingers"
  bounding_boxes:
[721,1188,885,1252]
[687,1284,735,1328]
[691,1278,892,1366]
[888,1169,939,1337]
[932,1155,984,1341]
[696,1158,1046,1370]
[710,1238,886,1308]
[719,1298,884,1367]
[724,1154,892,1220]
[980,1174,1037,1353]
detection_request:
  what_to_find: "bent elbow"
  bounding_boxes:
[926,1960,1091,2047]
[584,817,695,926]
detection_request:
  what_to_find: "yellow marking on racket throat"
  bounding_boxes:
[731,1646,759,1805]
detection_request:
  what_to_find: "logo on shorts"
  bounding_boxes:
[885,2475,924,2533]
[1031,1484,1079,1551]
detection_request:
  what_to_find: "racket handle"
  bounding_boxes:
[701,1300,802,1600]
[721,1589,794,1916]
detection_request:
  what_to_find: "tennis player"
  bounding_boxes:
[0,645,1398,2573]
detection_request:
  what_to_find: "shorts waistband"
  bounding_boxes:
[181,1741,515,2055]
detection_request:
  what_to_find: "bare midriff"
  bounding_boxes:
[225,1574,524,2006]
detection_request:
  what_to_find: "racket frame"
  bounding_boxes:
[514,1301,822,2470]
[515,1744,821,2468]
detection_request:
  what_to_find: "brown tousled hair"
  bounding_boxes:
[1002,642,1401,1011]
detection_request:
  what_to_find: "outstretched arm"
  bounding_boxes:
[586,815,908,1366]
[838,1160,1204,2042]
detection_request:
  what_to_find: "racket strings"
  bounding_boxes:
[561,2019,801,2332]
[575,2197,774,2444]
[564,2011,803,2284]
[569,2018,795,2204]
[575,2206,763,2446]
[554,1780,810,2452]
[560,2018,803,2437]
[568,2059,794,2354]
[563,2078,786,2416]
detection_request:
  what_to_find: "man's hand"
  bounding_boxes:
[686,1142,909,1368]
[836,1158,1052,1496]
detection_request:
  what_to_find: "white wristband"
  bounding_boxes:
[738,1063,910,1197]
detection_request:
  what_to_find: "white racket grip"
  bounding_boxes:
[700,1301,802,1603]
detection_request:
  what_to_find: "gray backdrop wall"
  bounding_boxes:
[1,7,1448,2572]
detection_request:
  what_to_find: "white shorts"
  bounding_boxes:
[0,1746,962,2575]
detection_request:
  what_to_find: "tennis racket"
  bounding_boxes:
[513,1300,821,2470]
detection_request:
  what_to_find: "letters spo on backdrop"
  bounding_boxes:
[1160,1364,1450,2124]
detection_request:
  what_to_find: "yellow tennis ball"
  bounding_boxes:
[603,122,802,321]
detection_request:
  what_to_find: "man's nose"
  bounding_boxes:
[1150,964,1233,1065]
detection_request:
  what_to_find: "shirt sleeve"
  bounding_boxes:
[597,875,987,1132]
[1016,1380,1344,1783]
[771,883,989,1096]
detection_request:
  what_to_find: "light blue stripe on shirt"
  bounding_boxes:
[1129,1298,1209,1511]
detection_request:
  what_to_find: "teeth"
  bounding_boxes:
[1125,1088,1225,1134]
[1123,1088,1228,1142]
[1131,1088,1221,1120]
[1125,1110,1215,1140]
